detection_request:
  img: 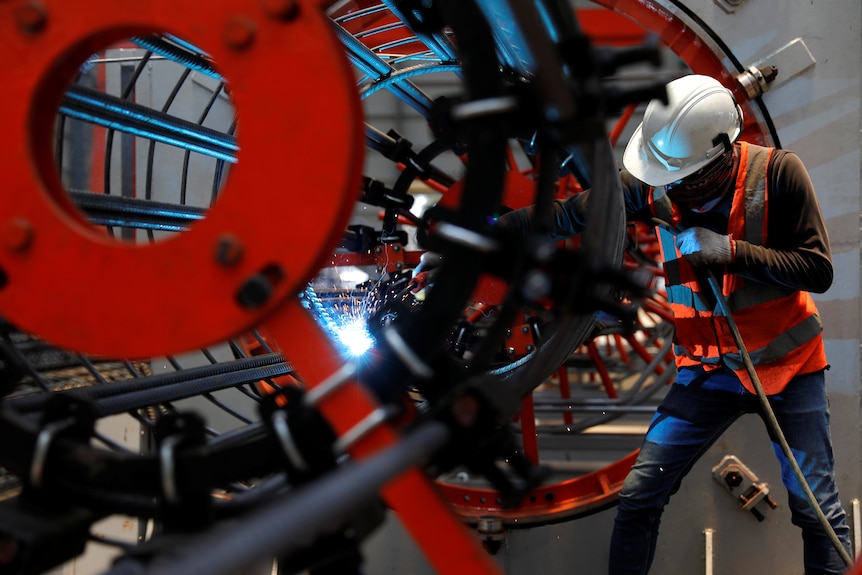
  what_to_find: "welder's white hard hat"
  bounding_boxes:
[623,75,743,187]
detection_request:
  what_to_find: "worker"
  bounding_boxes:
[499,74,852,574]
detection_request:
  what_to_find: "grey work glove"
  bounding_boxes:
[675,227,735,266]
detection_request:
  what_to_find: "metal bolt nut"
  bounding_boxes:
[260,0,299,20]
[15,1,47,34]
[225,16,257,50]
[235,274,273,309]
[214,235,244,267]
[477,516,503,535]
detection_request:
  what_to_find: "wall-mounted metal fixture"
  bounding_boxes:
[712,455,778,522]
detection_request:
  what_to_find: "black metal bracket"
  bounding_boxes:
[427,376,548,508]
[153,412,211,528]
[0,496,103,575]
[259,387,338,485]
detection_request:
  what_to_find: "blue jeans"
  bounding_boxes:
[609,366,851,574]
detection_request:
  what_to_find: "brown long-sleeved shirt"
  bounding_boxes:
[501,145,833,294]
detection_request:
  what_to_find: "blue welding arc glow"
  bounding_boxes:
[334,319,376,357]
[303,285,376,358]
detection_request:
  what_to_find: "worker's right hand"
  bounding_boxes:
[675,227,735,266]
[409,252,442,295]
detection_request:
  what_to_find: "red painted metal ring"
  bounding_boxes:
[0,0,364,358]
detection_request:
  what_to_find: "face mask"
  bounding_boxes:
[688,189,729,213]
[665,150,735,211]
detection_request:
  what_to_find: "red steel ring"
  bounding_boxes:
[0,0,363,358]
[430,0,776,525]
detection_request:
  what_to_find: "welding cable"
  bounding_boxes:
[651,217,853,567]
[706,271,852,567]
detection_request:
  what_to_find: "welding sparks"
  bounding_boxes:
[304,271,386,358]
[334,318,375,357]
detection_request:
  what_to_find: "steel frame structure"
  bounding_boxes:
[0,0,858,574]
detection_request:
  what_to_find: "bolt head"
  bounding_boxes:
[3,218,33,253]
[260,0,299,20]
[225,16,257,50]
[236,274,272,309]
[15,1,47,34]
[215,235,244,267]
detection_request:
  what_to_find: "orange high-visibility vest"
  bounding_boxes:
[651,142,827,394]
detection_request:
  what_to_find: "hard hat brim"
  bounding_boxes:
[622,122,716,187]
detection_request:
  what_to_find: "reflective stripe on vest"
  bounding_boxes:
[651,142,826,393]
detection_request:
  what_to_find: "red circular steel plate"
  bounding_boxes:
[0,0,364,358]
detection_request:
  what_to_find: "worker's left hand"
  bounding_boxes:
[675,227,735,266]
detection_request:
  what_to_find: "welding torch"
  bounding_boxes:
[650,217,853,567]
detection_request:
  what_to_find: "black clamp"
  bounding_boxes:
[1,395,103,574]
[429,377,548,508]
[361,177,413,245]
[384,131,433,181]
[258,388,388,574]
[492,226,649,326]
[555,31,667,132]
[259,386,338,484]
[0,495,100,575]
[154,412,210,527]
[361,176,415,212]
[28,394,98,492]
[341,223,408,253]
[548,249,648,325]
